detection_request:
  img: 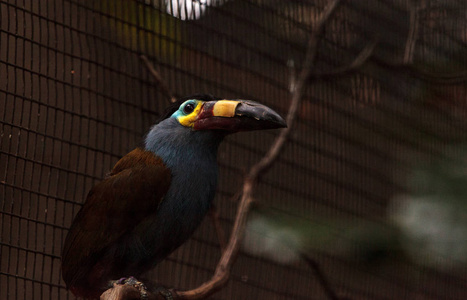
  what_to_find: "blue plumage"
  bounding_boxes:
[143,116,223,258]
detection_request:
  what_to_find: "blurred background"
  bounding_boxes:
[1,0,467,299]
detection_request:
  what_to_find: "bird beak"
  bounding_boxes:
[193,100,287,132]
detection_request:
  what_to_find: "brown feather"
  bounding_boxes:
[61,148,171,298]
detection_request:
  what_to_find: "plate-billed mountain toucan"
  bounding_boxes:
[61,94,286,298]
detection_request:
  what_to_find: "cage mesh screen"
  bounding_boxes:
[1,0,467,299]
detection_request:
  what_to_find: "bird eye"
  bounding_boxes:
[182,102,196,114]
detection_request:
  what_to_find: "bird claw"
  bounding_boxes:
[110,276,149,300]
[156,286,174,300]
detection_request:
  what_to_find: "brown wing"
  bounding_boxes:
[61,148,171,297]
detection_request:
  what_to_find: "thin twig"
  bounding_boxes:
[370,56,467,84]
[174,1,341,299]
[288,59,297,93]
[369,1,467,84]
[410,68,467,83]
[404,2,420,64]
[140,55,177,103]
[301,254,340,300]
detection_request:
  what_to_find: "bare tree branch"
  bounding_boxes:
[410,68,467,83]
[370,56,467,84]
[140,55,177,103]
[208,205,227,252]
[100,284,180,300]
[174,1,342,299]
[371,1,467,84]
[101,284,143,300]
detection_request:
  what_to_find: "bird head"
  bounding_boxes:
[145,94,287,165]
[162,94,287,133]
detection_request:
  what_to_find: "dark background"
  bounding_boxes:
[1,0,467,299]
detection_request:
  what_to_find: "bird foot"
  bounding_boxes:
[110,276,148,300]
[155,286,174,300]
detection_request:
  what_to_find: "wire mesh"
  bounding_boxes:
[1,0,467,299]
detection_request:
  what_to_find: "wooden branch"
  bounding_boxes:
[101,284,140,300]
[173,1,342,299]
[101,283,163,300]
[208,205,227,252]
[140,55,177,103]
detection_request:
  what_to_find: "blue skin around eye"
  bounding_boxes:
[171,100,198,119]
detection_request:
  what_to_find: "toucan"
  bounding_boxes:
[61,94,286,298]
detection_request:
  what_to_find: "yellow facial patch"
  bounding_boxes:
[177,101,203,127]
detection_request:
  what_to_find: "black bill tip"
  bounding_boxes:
[234,100,287,130]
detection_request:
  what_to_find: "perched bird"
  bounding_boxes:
[61,94,286,298]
